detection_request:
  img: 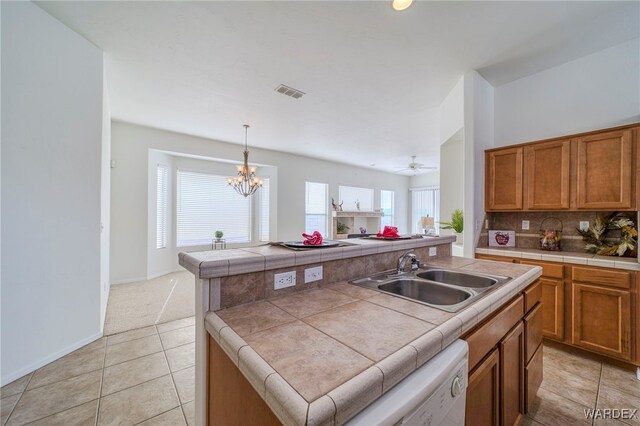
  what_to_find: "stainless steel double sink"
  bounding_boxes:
[350,266,511,313]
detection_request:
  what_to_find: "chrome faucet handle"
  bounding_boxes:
[397,251,419,273]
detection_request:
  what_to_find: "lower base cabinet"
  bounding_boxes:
[500,322,525,426]
[464,281,542,426]
[525,344,543,412]
[466,349,500,426]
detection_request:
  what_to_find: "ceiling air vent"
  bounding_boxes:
[275,84,305,99]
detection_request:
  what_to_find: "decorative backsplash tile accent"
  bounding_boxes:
[479,211,638,254]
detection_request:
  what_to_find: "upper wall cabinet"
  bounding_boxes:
[486,147,523,211]
[485,125,638,212]
[576,130,633,210]
[524,139,571,210]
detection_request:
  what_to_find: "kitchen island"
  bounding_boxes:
[179,236,542,425]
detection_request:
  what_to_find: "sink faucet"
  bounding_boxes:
[397,251,420,274]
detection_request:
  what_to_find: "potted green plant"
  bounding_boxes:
[439,209,463,244]
[214,230,224,242]
[336,222,350,234]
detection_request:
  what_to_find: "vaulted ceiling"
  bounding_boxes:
[37,1,639,173]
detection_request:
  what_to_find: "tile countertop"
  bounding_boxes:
[204,256,542,426]
[475,247,640,271]
[179,235,457,279]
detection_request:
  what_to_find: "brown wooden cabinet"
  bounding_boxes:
[571,282,631,361]
[485,124,638,211]
[476,255,638,367]
[499,322,525,426]
[486,147,523,211]
[540,277,565,341]
[524,139,571,210]
[520,260,565,342]
[576,130,634,209]
[465,282,541,426]
[466,349,500,426]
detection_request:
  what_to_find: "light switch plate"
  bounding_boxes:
[580,221,590,231]
[429,247,437,256]
[274,271,296,290]
[522,220,530,230]
[304,266,323,283]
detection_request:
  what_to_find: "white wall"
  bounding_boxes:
[439,77,464,145]
[409,171,439,188]
[463,71,494,257]
[494,38,640,146]
[439,130,464,235]
[1,2,104,385]
[111,122,410,284]
[100,62,111,331]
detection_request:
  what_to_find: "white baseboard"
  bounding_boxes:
[110,268,185,286]
[110,275,148,285]
[146,268,184,281]
[1,332,103,387]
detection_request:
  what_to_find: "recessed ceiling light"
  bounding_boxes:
[392,0,413,11]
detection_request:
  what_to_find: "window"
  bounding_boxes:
[338,186,373,211]
[259,178,270,242]
[305,181,328,235]
[411,188,440,233]
[381,190,394,227]
[177,170,251,246]
[156,165,168,249]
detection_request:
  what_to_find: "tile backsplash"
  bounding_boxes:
[478,211,638,254]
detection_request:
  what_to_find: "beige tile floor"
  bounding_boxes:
[526,343,640,426]
[3,322,639,426]
[1,317,196,426]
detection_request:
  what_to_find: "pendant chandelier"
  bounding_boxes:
[227,124,263,197]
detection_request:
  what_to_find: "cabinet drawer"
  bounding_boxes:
[521,260,564,279]
[524,303,543,364]
[523,281,541,313]
[475,254,517,263]
[525,343,543,414]
[572,266,631,289]
[466,295,524,370]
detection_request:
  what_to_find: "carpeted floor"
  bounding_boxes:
[103,271,195,335]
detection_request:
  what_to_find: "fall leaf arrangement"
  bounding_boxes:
[576,213,638,257]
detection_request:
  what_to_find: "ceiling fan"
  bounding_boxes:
[395,156,437,174]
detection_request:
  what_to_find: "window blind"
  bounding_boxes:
[305,181,328,235]
[259,178,270,242]
[156,165,169,249]
[412,188,440,233]
[381,190,394,227]
[338,185,373,211]
[177,170,251,246]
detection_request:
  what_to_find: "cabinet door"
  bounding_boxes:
[541,278,565,341]
[524,303,543,364]
[524,139,571,210]
[576,130,633,209]
[572,283,631,360]
[486,147,523,210]
[500,322,525,426]
[466,349,500,426]
[525,344,543,414]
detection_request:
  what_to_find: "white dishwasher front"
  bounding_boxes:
[347,339,468,426]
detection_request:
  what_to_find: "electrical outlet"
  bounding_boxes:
[429,247,437,256]
[475,220,480,231]
[522,220,530,230]
[304,266,323,283]
[580,221,590,231]
[274,271,296,290]
[485,219,489,229]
